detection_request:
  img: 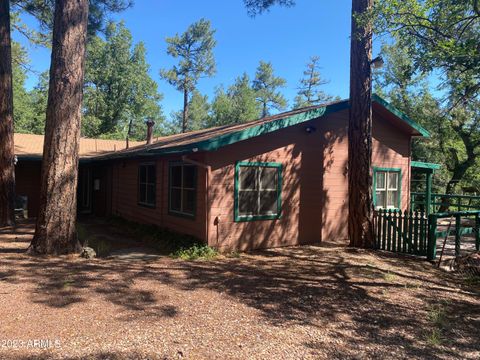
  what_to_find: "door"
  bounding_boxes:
[78,166,92,214]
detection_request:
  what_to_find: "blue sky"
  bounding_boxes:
[14,0,382,117]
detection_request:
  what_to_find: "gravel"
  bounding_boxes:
[0,222,479,359]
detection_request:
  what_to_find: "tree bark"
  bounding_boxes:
[29,0,88,254]
[0,0,16,228]
[182,87,188,133]
[348,0,375,248]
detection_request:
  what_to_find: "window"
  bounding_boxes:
[169,163,197,217]
[138,164,156,207]
[373,168,401,210]
[234,162,282,221]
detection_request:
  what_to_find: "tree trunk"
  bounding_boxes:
[29,0,88,255]
[348,0,375,248]
[0,0,16,228]
[182,87,188,133]
[262,102,267,118]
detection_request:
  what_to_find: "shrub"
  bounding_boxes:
[172,244,218,261]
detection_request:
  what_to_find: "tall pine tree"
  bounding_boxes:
[160,19,216,133]
[29,0,89,254]
[293,56,332,109]
[0,0,15,227]
[252,61,287,117]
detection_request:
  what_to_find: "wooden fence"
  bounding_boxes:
[373,210,428,256]
[374,209,480,261]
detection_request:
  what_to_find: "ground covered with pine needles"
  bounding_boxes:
[0,220,479,359]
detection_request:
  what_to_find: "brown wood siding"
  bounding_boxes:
[371,110,411,211]
[13,109,412,250]
[14,160,41,218]
[206,108,412,251]
[109,155,207,241]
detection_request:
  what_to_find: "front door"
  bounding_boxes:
[78,166,92,214]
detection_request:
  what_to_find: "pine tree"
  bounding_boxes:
[160,19,216,133]
[29,0,89,254]
[252,61,287,117]
[83,21,164,140]
[293,56,332,109]
[0,0,15,227]
[347,0,375,248]
[210,73,261,126]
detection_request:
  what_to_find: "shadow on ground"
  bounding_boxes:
[1,219,479,359]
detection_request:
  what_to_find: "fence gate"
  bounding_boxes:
[374,210,428,256]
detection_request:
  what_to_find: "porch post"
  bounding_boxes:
[425,171,433,216]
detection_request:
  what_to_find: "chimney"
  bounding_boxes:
[146,119,155,145]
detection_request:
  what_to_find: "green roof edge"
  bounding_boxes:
[411,161,441,170]
[372,93,430,138]
[147,100,350,155]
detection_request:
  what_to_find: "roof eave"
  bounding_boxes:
[146,100,350,156]
[372,93,430,138]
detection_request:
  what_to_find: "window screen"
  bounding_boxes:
[138,164,156,206]
[169,163,196,216]
[236,163,282,220]
[374,169,400,209]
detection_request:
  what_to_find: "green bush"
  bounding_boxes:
[172,244,218,261]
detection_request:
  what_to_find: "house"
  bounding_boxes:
[14,94,429,250]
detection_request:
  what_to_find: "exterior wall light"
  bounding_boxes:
[305,125,316,134]
[370,56,384,69]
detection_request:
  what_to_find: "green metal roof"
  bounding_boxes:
[411,161,441,170]
[411,161,441,174]
[148,100,350,155]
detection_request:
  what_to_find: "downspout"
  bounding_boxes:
[182,154,211,246]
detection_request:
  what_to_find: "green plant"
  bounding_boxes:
[62,277,75,289]
[172,244,218,261]
[427,304,446,328]
[228,251,241,258]
[383,271,396,282]
[425,328,442,346]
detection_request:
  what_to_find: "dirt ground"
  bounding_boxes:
[0,220,479,360]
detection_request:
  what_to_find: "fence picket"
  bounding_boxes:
[413,211,419,254]
[396,210,403,252]
[420,211,425,254]
[387,210,392,251]
[402,210,408,253]
[376,210,382,249]
[391,211,396,252]
[382,209,387,250]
